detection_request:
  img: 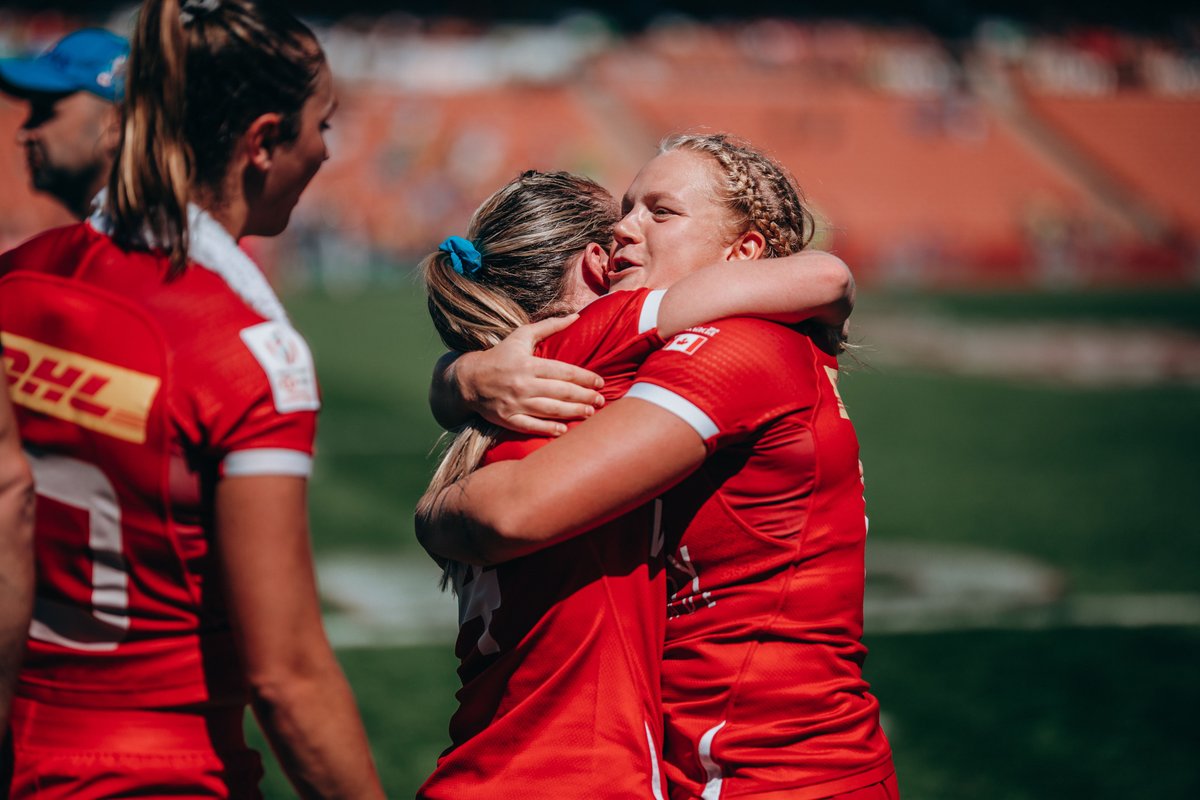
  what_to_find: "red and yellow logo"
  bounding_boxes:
[2,332,161,444]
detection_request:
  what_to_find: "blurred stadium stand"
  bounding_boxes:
[1,6,1197,287]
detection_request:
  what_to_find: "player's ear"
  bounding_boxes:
[725,229,766,262]
[581,241,609,295]
[243,112,285,172]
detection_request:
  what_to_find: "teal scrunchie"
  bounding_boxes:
[438,236,483,277]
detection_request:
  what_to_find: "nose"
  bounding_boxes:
[613,209,639,246]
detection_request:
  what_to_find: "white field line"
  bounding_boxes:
[856,315,1200,387]
[316,545,1200,649]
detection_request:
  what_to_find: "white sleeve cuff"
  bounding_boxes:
[223,448,313,477]
[626,382,719,441]
[638,289,667,335]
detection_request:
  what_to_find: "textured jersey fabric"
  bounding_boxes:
[0,216,317,799]
[628,318,894,800]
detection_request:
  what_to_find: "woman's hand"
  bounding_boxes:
[430,315,606,436]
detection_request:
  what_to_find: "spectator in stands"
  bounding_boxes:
[0,29,127,220]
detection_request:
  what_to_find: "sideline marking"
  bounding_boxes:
[317,544,1200,649]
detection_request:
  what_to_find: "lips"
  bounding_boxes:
[609,254,640,274]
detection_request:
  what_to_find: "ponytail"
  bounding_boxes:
[415,249,535,590]
[106,0,324,276]
[109,0,193,275]
[416,171,618,590]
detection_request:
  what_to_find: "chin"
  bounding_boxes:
[248,210,293,239]
[607,269,644,292]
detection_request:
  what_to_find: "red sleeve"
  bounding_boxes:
[626,318,819,454]
[185,320,319,478]
[480,289,668,466]
[483,432,552,465]
[535,288,666,402]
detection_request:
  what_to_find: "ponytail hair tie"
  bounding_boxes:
[438,235,484,277]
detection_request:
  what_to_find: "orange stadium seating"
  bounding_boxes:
[1,18,1196,287]
[1023,91,1200,233]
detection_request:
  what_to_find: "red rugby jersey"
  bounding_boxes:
[419,288,671,800]
[627,318,894,800]
[0,217,318,711]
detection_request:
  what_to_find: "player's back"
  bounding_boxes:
[0,221,315,710]
[629,317,894,798]
[419,289,669,800]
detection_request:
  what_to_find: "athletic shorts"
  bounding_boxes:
[7,697,263,799]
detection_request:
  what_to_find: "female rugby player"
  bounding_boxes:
[420,133,897,800]
[417,164,855,798]
[0,1,382,797]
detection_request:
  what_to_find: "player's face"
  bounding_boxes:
[609,149,738,292]
[17,91,117,217]
[245,60,335,237]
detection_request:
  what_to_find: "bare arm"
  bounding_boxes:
[0,387,34,730]
[429,314,606,436]
[416,398,705,566]
[215,475,384,800]
[429,252,850,434]
[658,249,854,337]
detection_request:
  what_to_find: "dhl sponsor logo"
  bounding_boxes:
[1,332,161,444]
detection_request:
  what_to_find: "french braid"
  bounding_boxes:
[661,132,845,352]
[660,132,814,257]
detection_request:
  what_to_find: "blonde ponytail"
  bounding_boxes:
[109,0,194,274]
[417,171,618,589]
[106,0,324,276]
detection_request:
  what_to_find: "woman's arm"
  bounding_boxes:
[0,387,34,731]
[429,314,605,435]
[657,249,854,337]
[429,251,851,434]
[215,475,384,800]
[416,398,705,566]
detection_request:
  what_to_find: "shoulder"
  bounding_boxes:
[630,318,824,448]
[538,289,658,357]
[653,317,818,377]
[164,292,320,419]
[576,288,659,332]
[0,223,99,277]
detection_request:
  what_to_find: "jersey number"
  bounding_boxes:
[457,565,502,655]
[27,450,131,651]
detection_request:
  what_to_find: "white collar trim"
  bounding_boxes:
[88,195,290,324]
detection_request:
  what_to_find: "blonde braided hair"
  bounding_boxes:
[660,132,814,257]
[661,132,844,352]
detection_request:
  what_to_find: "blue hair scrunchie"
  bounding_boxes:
[438,235,483,277]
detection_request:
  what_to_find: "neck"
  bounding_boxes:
[195,185,248,241]
[60,167,108,221]
[63,194,92,222]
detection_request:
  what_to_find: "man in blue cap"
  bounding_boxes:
[0,29,128,220]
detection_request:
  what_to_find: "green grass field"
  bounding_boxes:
[250,283,1200,798]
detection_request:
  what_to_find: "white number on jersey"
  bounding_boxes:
[457,565,502,655]
[26,450,131,651]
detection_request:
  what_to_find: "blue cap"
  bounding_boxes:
[0,29,129,102]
